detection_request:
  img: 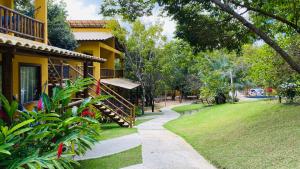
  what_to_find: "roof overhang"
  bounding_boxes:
[0,33,106,63]
[73,32,113,41]
[101,78,140,90]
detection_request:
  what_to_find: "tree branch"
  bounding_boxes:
[210,0,300,74]
[229,0,300,33]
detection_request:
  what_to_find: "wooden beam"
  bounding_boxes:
[83,61,89,98]
[100,42,122,55]
[2,50,13,102]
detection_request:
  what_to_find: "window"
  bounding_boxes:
[20,65,41,104]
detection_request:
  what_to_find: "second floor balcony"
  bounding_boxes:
[101,69,124,79]
[0,5,44,41]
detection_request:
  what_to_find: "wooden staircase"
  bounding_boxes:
[48,60,135,128]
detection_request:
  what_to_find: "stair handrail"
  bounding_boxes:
[68,64,133,110]
[48,59,63,87]
[75,65,135,108]
[88,87,132,125]
[68,64,135,123]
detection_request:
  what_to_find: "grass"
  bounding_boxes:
[172,103,205,114]
[77,146,142,169]
[98,118,153,141]
[166,101,300,169]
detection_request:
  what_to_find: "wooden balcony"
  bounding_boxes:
[101,69,124,79]
[115,69,124,78]
[0,5,44,41]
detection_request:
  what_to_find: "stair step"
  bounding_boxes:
[109,112,115,116]
[118,119,124,123]
[95,102,102,106]
[104,109,111,113]
[113,116,120,120]
[100,106,106,110]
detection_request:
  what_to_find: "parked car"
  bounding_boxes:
[249,88,265,96]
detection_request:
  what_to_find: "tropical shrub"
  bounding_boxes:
[279,82,300,103]
[0,78,109,169]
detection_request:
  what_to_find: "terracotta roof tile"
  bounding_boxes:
[68,20,109,28]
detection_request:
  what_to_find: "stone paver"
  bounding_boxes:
[75,133,141,161]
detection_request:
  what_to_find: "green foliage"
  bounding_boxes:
[241,35,300,90]
[0,78,108,169]
[101,0,155,21]
[100,0,300,74]
[160,39,199,97]
[193,50,246,103]
[47,0,78,50]
[107,20,166,110]
[14,0,77,50]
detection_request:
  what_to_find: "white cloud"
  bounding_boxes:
[62,0,103,20]
[141,12,177,41]
[61,0,176,40]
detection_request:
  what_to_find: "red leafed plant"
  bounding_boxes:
[96,79,101,95]
[81,108,95,118]
[57,143,64,159]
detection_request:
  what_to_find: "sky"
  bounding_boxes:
[62,0,177,40]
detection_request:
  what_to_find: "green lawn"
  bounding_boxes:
[77,146,142,169]
[172,103,205,114]
[98,118,153,141]
[166,101,300,169]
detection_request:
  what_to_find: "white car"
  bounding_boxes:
[249,88,264,96]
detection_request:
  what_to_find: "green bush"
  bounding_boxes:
[135,106,143,116]
[0,78,109,169]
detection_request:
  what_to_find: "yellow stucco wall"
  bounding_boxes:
[73,41,101,80]
[100,48,115,70]
[0,0,14,8]
[12,55,48,100]
[71,24,122,78]
[34,0,48,43]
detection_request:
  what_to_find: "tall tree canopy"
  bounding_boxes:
[15,0,77,50]
[108,20,166,112]
[160,39,199,100]
[100,0,300,74]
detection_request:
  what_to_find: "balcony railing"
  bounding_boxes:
[0,5,44,41]
[101,69,124,78]
[115,69,124,78]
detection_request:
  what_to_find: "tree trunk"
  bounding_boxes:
[140,83,146,115]
[151,98,155,112]
[210,0,300,74]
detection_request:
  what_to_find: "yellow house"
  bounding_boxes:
[0,1,135,127]
[68,20,141,104]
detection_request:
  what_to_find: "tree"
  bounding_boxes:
[100,0,300,74]
[193,49,246,104]
[108,20,166,113]
[241,36,300,90]
[15,0,77,50]
[160,39,199,102]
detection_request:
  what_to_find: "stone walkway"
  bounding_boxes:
[77,105,216,169]
[126,107,216,169]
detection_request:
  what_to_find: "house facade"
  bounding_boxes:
[68,20,141,105]
[0,0,134,127]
